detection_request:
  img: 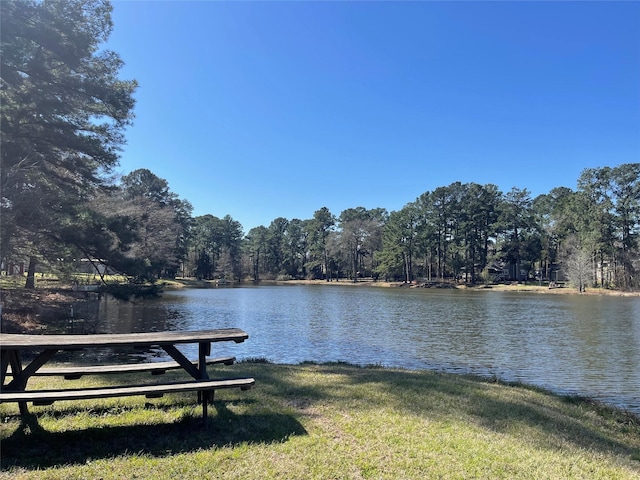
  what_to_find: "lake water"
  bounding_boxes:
[84,284,640,414]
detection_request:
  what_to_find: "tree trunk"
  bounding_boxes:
[323,249,329,282]
[25,257,37,289]
[352,245,358,283]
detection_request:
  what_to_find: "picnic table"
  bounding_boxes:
[0,329,255,425]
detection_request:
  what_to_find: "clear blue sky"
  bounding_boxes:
[107,1,640,232]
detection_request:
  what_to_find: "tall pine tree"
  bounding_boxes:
[1,0,137,287]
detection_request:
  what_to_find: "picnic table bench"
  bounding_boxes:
[0,329,255,426]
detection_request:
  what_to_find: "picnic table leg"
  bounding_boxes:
[161,345,200,378]
[198,341,210,379]
[162,342,214,426]
[198,342,212,423]
[1,350,9,387]
[5,351,29,417]
[196,341,211,404]
[6,349,59,389]
[3,349,59,419]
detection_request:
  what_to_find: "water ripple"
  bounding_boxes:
[97,285,640,414]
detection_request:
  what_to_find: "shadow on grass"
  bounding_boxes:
[1,399,307,470]
[245,362,640,462]
[2,362,638,471]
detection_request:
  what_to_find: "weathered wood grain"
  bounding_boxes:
[5,356,236,379]
[0,377,255,405]
[0,329,248,350]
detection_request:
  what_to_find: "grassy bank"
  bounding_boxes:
[1,363,638,479]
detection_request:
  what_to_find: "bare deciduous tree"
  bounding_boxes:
[562,237,593,292]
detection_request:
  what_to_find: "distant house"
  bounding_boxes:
[77,259,108,276]
[486,261,529,282]
[486,262,510,282]
[2,261,25,276]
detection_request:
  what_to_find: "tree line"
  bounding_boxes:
[190,164,640,291]
[2,0,639,291]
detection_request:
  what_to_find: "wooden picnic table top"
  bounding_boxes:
[1,328,254,424]
[0,328,249,350]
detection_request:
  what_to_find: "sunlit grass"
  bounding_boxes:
[0,274,26,289]
[1,363,638,479]
[0,273,130,290]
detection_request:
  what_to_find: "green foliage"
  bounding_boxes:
[305,207,336,280]
[101,282,163,300]
[1,0,137,285]
[377,205,419,282]
[187,214,243,281]
[576,164,640,288]
[338,207,387,281]
[234,168,638,290]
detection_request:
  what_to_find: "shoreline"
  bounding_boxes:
[255,278,640,296]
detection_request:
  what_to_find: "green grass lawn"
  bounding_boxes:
[1,362,638,479]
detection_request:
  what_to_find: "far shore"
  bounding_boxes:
[166,277,640,297]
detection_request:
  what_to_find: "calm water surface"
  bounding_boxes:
[89,285,639,414]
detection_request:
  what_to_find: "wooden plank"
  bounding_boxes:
[0,329,249,350]
[0,377,255,405]
[5,357,236,379]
